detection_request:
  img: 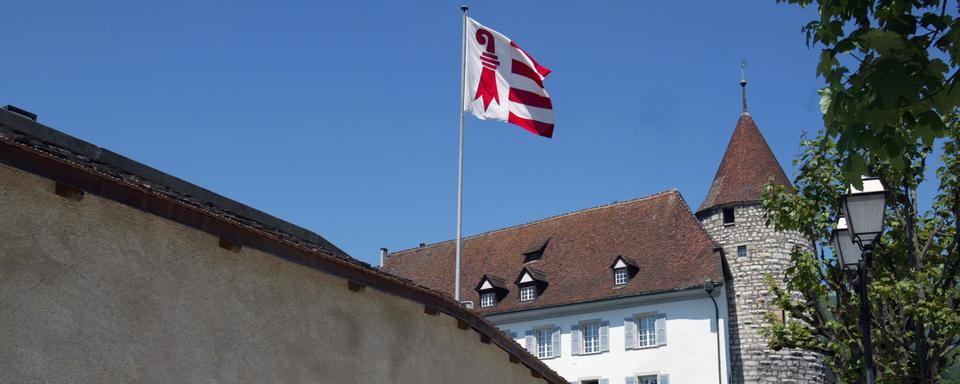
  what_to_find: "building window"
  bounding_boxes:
[723,207,735,224]
[536,328,554,358]
[520,285,536,302]
[638,375,659,384]
[582,321,600,353]
[480,291,496,307]
[614,267,628,285]
[581,381,599,384]
[737,245,748,258]
[637,315,657,347]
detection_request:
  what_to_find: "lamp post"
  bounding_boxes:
[832,177,888,384]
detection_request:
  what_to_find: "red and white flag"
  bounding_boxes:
[463,17,554,138]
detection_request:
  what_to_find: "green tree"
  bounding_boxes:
[777,0,960,185]
[943,362,960,384]
[760,122,959,382]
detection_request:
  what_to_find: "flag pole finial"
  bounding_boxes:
[461,4,468,12]
[740,60,748,115]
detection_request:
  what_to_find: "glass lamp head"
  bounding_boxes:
[832,217,862,270]
[841,177,888,248]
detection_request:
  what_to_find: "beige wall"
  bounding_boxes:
[0,162,542,384]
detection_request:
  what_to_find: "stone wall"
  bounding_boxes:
[699,204,828,383]
[0,162,549,384]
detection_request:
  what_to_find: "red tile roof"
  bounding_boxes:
[697,113,792,214]
[383,190,723,315]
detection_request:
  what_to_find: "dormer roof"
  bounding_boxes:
[609,254,638,269]
[475,274,509,291]
[515,267,548,285]
[697,114,792,214]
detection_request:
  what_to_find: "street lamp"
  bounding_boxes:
[831,217,861,269]
[834,176,889,384]
[841,177,888,249]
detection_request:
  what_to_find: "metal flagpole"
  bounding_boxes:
[455,4,468,303]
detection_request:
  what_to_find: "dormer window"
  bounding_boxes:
[480,291,496,307]
[522,238,549,263]
[614,268,629,285]
[519,285,536,301]
[474,274,509,308]
[609,255,639,286]
[515,267,548,302]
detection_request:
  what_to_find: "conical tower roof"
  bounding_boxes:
[697,113,792,214]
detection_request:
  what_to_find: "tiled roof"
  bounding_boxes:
[697,113,792,214]
[383,190,723,315]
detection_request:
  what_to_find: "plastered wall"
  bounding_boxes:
[0,163,544,384]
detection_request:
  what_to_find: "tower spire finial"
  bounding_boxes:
[740,60,748,115]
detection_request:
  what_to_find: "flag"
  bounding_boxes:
[463,17,554,138]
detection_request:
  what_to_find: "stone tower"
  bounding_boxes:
[696,93,829,383]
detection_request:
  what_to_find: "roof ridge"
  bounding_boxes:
[390,189,681,256]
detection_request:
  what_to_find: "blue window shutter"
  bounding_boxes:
[624,317,637,350]
[524,329,535,354]
[570,324,581,356]
[658,374,669,384]
[599,379,609,384]
[656,314,667,346]
[625,376,638,384]
[600,320,610,352]
[551,326,561,358]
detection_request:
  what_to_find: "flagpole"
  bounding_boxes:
[455,4,468,303]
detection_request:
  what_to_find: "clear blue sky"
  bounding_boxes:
[3,1,832,265]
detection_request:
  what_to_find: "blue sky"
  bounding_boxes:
[3,1,836,265]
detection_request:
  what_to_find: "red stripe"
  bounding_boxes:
[508,112,554,138]
[482,52,498,59]
[511,60,543,88]
[509,88,552,109]
[510,41,551,78]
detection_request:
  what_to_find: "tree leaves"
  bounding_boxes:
[782,0,959,186]
[761,127,960,383]
[859,29,907,56]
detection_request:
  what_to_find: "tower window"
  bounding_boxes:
[723,207,735,224]
[737,245,748,258]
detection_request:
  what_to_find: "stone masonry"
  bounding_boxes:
[699,204,829,383]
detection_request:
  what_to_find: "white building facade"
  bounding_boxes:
[494,288,731,384]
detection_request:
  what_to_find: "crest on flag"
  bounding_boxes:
[463,17,555,138]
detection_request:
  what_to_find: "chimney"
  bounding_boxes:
[379,247,388,267]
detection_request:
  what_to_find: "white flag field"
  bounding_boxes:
[463,17,555,138]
